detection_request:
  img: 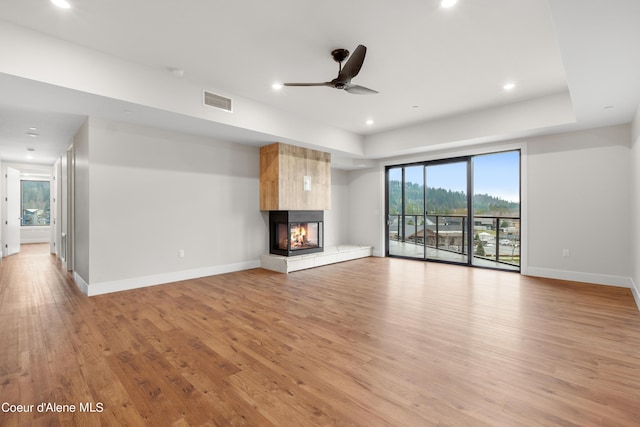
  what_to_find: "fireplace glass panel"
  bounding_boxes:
[270,211,324,256]
[276,222,322,251]
[290,222,319,250]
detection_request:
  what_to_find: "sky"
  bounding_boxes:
[399,150,520,203]
[473,151,520,202]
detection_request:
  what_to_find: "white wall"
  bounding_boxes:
[74,120,91,284]
[347,124,634,292]
[75,118,267,294]
[63,116,637,301]
[526,124,631,287]
[630,107,640,307]
[346,167,384,256]
[0,159,2,262]
[67,117,359,295]
[20,227,50,244]
[325,169,349,247]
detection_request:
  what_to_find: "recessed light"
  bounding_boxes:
[27,148,35,152]
[25,131,39,137]
[441,0,458,8]
[503,82,516,91]
[365,119,374,126]
[51,0,71,9]
[272,83,283,90]
[603,105,614,110]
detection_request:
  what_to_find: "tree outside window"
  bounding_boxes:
[21,180,50,226]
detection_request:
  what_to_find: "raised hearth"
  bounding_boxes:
[261,245,373,273]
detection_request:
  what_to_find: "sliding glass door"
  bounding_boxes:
[386,150,520,271]
[387,167,405,257]
[471,151,520,270]
[387,165,425,258]
[425,160,469,264]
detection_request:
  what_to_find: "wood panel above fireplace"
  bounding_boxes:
[259,142,331,211]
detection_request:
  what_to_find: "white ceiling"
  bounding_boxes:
[0,0,639,167]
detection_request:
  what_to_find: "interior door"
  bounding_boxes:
[6,167,20,256]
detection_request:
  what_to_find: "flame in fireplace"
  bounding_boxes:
[291,225,307,248]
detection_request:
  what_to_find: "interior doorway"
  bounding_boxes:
[2,164,53,257]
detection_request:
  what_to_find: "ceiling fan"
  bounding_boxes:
[284,44,379,95]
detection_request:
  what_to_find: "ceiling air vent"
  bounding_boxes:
[203,90,232,112]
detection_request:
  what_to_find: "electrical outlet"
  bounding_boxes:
[179,249,185,258]
[562,249,570,257]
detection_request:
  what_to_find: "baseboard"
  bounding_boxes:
[73,272,90,295]
[21,238,50,244]
[525,267,633,289]
[80,260,260,296]
[631,279,640,311]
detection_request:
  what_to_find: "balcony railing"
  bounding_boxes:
[388,214,520,268]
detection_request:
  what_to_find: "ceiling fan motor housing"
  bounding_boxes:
[332,80,346,89]
[331,48,350,63]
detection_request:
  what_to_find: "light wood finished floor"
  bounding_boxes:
[1,244,640,426]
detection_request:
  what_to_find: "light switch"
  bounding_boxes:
[303,175,311,192]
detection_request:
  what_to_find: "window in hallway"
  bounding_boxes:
[21,180,51,226]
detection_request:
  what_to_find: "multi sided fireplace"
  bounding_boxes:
[269,210,324,256]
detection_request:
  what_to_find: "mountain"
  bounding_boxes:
[388,181,519,217]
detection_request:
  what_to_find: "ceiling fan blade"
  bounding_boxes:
[338,44,367,81]
[344,84,379,95]
[283,82,332,87]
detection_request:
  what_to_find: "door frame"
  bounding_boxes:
[384,149,522,272]
[4,166,21,256]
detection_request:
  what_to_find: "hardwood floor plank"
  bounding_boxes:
[1,244,639,426]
